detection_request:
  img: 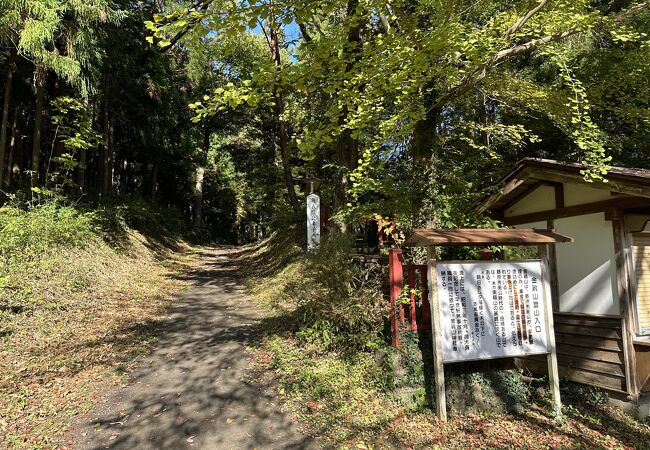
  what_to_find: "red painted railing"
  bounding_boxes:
[388,248,431,348]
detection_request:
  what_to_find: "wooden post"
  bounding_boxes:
[389,248,404,348]
[421,267,431,330]
[541,259,562,418]
[427,246,447,421]
[546,219,560,312]
[612,218,640,398]
[408,267,418,331]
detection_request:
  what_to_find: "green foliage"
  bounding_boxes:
[269,335,392,402]
[4,0,127,93]
[394,329,531,414]
[0,202,98,322]
[148,0,649,229]
[280,232,387,351]
[445,367,531,415]
[0,203,96,260]
[0,197,185,324]
[50,97,102,154]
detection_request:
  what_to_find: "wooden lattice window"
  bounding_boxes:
[632,234,650,334]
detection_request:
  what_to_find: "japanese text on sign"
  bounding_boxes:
[437,261,549,363]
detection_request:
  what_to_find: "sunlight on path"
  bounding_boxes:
[66,247,314,450]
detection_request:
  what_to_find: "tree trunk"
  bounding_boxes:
[478,92,489,148]
[149,161,158,200]
[194,166,205,229]
[31,63,46,186]
[332,0,363,228]
[411,88,438,162]
[5,110,18,187]
[0,48,17,187]
[101,75,113,198]
[410,89,440,223]
[78,147,87,192]
[77,99,93,192]
[269,21,299,213]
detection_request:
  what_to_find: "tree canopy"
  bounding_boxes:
[0,0,648,239]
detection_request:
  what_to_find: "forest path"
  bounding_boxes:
[67,247,314,450]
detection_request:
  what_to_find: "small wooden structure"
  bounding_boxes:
[394,227,572,420]
[478,158,650,417]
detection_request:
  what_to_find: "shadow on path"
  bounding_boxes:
[68,247,315,450]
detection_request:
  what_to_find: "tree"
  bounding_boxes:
[2,0,125,186]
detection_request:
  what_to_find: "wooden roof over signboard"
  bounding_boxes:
[478,158,650,214]
[403,228,574,247]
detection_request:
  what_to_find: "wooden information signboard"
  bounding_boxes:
[427,255,561,421]
[437,261,550,363]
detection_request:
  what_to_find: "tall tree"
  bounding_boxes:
[0,48,17,186]
[5,0,125,185]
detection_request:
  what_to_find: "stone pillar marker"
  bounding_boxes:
[307,191,320,251]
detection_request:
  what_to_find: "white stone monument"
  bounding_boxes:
[306,192,320,251]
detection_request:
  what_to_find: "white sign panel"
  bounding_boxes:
[306,193,320,251]
[437,260,550,363]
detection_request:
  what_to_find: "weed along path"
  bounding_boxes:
[66,247,315,450]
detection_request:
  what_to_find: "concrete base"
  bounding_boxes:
[639,394,650,419]
[608,390,650,419]
[608,391,638,416]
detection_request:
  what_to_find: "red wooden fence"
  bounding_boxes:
[388,248,431,348]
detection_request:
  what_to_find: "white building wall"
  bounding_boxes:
[511,214,618,315]
[503,182,624,316]
[504,185,556,217]
[554,213,619,316]
[563,184,611,207]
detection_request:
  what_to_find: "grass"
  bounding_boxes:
[243,230,650,450]
[0,200,194,449]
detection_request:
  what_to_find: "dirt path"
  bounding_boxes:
[67,247,314,450]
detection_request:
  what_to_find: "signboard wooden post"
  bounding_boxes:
[541,260,562,418]
[427,257,562,420]
[427,246,447,420]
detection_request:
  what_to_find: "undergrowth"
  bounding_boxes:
[0,198,191,449]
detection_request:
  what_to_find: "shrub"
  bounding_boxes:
[0,203,97,261]
[282,231,387,352]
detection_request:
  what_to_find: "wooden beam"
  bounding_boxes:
[613,219,640,397]
[546,219,560,312]
[634,343,650,393]
[404,228,573,247]
[554,183,565,209]
[529,167,650,199]
[477,167,533,214]
[427,246,447,421]
[503,197,650,226]
[605,207,625,221]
